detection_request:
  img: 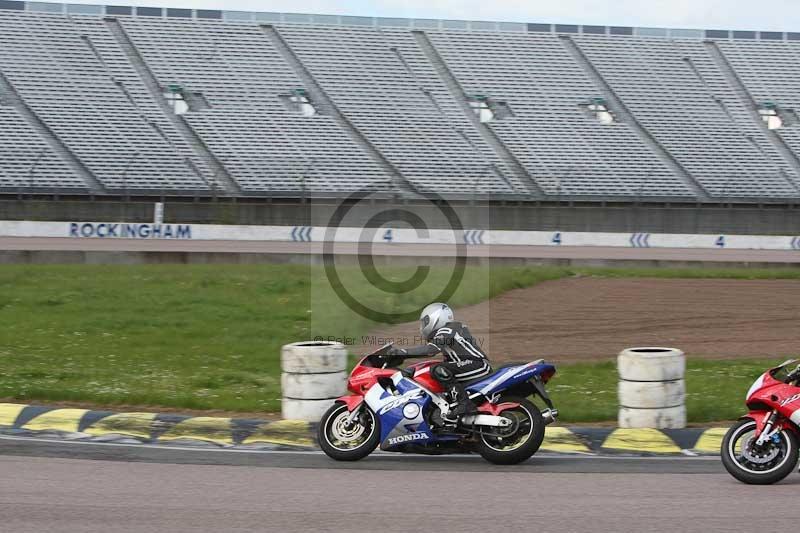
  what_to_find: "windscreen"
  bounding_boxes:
[770,359,800,383]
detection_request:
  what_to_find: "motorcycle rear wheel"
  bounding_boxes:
[721,418,799,485]
[475,397,545,465]
[318,402,380,461]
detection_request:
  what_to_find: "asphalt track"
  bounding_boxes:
[1,236,800,262]
[0,436,795,532]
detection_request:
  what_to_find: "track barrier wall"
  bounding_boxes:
[2,221,800,250]
[2,200,800,236]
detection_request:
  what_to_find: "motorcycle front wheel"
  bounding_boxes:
[318,402,380,461]
[475,397,545,465]
[721,418,799,485]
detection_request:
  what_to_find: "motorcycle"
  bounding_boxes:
[318,343,558,465]
[722,359,800,484]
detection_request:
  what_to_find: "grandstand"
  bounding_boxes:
[1,2,800,205]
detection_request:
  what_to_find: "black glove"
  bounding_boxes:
[387,347,407,357]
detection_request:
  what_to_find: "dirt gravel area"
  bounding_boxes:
[359,277,800,363]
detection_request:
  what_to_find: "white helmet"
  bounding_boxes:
[419,302,454,340]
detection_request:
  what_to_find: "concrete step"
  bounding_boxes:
[561,35,710,201]
[412,30,540,198]
[104,18,241,195]
[0,71,105,193]
[262,24,414,195]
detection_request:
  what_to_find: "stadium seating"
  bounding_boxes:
[575,35,799,198]
[0,12,208,192]
[117,18,394,193]
[423,30,694,197]
[0,5,799,201]
[715,39,800,178]
[0,108,86,190]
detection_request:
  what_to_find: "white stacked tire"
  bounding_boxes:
[618,347,686,429]
[281,341,347,422]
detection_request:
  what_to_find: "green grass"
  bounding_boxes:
[0,264,796,419]
[0,264,564,412]
[549,358,780,424]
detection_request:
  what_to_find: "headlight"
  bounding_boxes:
[746,374,765,400]
[402,403,420,419]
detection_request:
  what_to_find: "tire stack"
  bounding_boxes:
[281,341,348,422]
[618,347,686,429]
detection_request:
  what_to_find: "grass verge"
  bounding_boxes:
[0,264,795,420]
[0,264,563,413]
[549,358,778,424]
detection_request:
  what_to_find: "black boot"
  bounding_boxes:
[443,382,476,422]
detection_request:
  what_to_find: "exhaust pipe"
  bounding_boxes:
[459,414,513,427]
[541,408,558,425]
[462,409,558,427]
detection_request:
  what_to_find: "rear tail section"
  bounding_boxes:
[465,361,555,397]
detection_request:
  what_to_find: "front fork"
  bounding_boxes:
[754,410,781,446]
[343,403,363,427]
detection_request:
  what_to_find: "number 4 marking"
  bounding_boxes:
[383,229,393,243]
[552,232,562,245]
[715,235,725,248]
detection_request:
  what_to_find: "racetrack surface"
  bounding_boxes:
[0,437,793,532]
[2,236,800,262]
[0,435,718,472]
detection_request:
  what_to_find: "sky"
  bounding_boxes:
[62,0,800,32]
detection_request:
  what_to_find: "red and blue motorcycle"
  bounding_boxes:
[722,359,800,484]
[318,343,558,465]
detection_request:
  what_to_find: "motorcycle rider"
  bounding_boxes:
[387,302,491,422]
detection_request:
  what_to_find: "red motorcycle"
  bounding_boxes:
[722,359,800,484]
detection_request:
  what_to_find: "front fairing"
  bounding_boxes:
[748,371,800,413]
[746,371,781,404]
[745,359,798,405]
[747,360,800,406]
[347,364,396,395]
[746,372,768,401]
[363,376,439,450]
